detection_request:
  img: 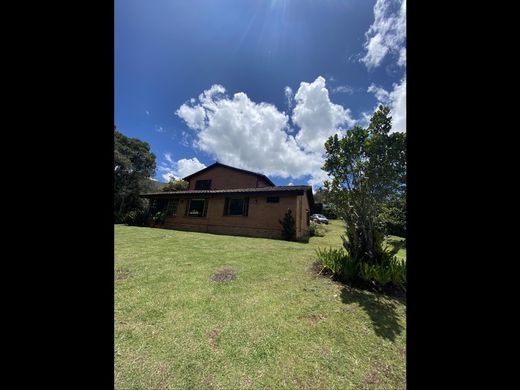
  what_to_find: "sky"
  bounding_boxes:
[115,0,406,188]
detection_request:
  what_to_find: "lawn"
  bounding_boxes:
[115,220,406,389]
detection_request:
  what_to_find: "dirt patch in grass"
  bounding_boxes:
[364,370,382,386]
[301,313,326,326]
[115,268,131,280]
[211,268,236,282]
[208,327,222,350]
[310,261,334,278]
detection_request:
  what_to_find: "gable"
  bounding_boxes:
[184,163,274,190]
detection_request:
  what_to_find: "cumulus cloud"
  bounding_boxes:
[361,0,406,69]
[176,104,206,130]
[331,85,354,95]
[176,77,349,188]
[367,77,406,132]
[292,76,355,153]
[284,86,293,110]
[159,155,207,182]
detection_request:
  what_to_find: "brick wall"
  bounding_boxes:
[147,194,306,239]
[187,166,272,190]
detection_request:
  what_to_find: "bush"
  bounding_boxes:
[279,208,296,241]
[310,221,326,237]
[152,211,167,225]
[124,209,148,226]
[315,245,406,291]
[315,247,358,281]
[359,255,406,291]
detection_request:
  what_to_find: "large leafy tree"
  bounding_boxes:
[162,177,189,192]
[114,128,156,222]
[323,105,406,264]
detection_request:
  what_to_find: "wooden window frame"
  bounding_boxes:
[223,197,249,217]
[185,198,208,218]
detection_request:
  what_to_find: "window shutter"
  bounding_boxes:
[244,197,249,216]
[223,198,229,215]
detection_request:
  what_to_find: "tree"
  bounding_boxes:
[313,188,328,204]
[162,177,189,192]
[114,128,156,223]
[378,191,406,237]
[322,105,406,264]
[279,208,296,241]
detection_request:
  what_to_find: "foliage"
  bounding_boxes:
[313,187,328,204]
[316,245,406,291]
[358,252,406,291]
[124,208,149,226]
[152,210,167,225]
[315,247,359,281]
[114,128,157,223]
[323,105,406,266]
[310,221,326,237]
[162,178,189,192]
[378,192,406,237]
[279,208,296,241]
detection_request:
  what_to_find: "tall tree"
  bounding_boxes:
[114,129,156,222]
[162,178,189,192]
[322,105,406,263]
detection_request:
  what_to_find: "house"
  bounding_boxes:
[140,162,314,240]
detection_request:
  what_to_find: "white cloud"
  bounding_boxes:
[175,104,206,130]
[159,155,207,182]
[361,0,406,69]
[332,85,354,95]
[145,110,150,116]
[155,125,165,133]
[180,131,191,147]
[397,47,406,67]
[367,77,406,132]
[164,153,174,164]
[292,76,356,153]
[284,86,293,110]
[176,78,349,189]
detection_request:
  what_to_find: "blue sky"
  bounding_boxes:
[115,0,406,187]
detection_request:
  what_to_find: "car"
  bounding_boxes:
[310,214,329,224]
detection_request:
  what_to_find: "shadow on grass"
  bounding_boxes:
[340,286,405,341]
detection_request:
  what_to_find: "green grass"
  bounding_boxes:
[384,235,407,261]
[115,220,406,389]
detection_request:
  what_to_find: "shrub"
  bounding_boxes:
[359,255,406,291]
[124,209,148,226]
[152,211,167,225]
[315,247,358,281]
[279,208,296,241]
[310,221,326,237]
[315,245,406,291]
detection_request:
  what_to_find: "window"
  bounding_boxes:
[166,199,179,216]
[223,197,249,216]
[149,198,168,214]
[186,199,207,217]
[266,196,279,203]
[195,180,212,190]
